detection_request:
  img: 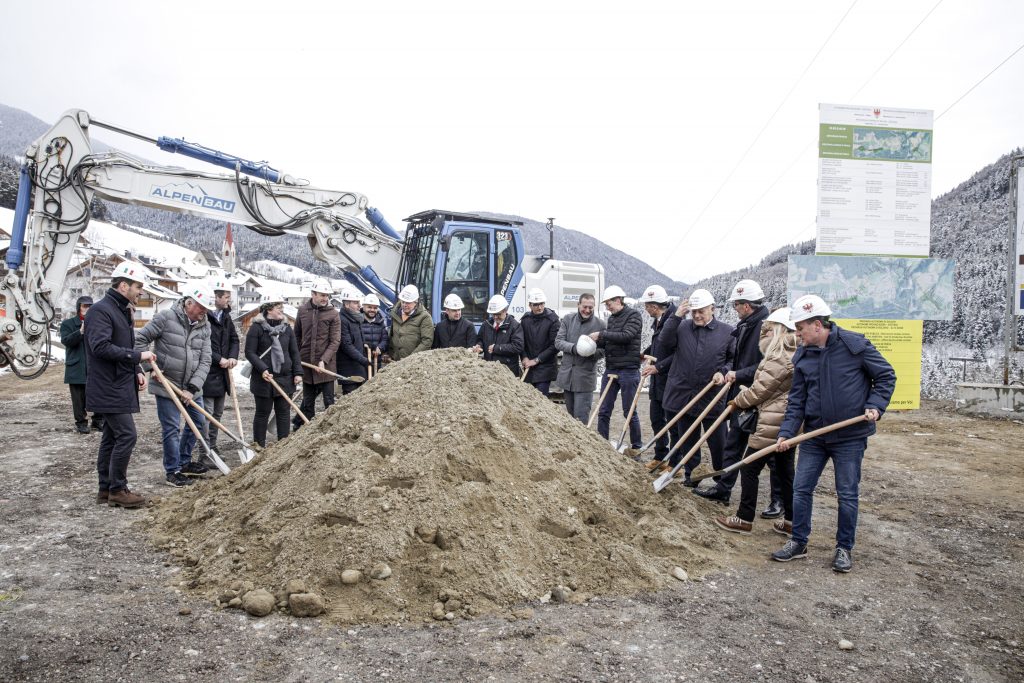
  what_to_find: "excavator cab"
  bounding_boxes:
[398,210,525,326]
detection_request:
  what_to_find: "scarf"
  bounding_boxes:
[257,317,286,374]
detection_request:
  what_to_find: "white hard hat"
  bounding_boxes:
[601,285,627,302]
[260,289,285,306]
[688,288,715,309]
[790,294,833,323]
[311,278,333,295]
[443,293,465,310]
[398,284,419,303]
[184,282,217,311]
[208,276,230,292]
[486,294,509,314]
[527,288,546,304]
[728,279,765,302]
[639,284,669,304]
[111,261,148,285]
[340,287,362,302]
[361,293,381,307]
[765,307,796,330]
[576,334,597,357]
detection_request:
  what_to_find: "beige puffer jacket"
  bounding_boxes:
[731,330,797,450]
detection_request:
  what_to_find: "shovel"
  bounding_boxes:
[167,383,257,464]
[691,415,869,485]
[615,358,655,452]
[520,366,530,383]
[267,374,310,425]
[300,361,366,384]
[150,361,231,475]
[652,381,733,493]
[586,374,618,429]
[226,369,247,446]
[638,379,716,456]
[653,404,735,493]
[365,345,374,379]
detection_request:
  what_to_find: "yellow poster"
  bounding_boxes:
[833,319,922,410]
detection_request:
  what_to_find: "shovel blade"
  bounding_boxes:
[207,448,231,475]
[653,471,674,493]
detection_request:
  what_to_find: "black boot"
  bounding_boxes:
[691,485,730,504]
[760,499,784,519]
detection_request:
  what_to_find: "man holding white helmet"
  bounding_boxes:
[590,285,644,449]
[554,293,606,423]
[693,278,771,504]
[433,293,477,349]
[654,288,734,486]
[336,287,371,394]
[360,293,390,361]
[771,294,895,572]
[475,294,524,376]
[135,281,215,487]
[85,261,156,508]
[201,276,240,455]
[388,284,434,362]
[293,278,341,427]
[639,285,675,466]
[519,288,561,395]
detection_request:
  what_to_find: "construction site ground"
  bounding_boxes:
[1,367,1022,682]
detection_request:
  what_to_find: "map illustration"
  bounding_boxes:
[788,255,954,320]
[852,128,932,162]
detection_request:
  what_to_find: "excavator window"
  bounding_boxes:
[442,231,489,323]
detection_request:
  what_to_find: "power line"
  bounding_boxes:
[936,39,1024,120]
[656,0,859,273]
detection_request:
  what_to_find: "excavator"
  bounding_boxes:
[1,109,603,378]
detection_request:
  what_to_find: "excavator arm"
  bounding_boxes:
[1,109,402,377]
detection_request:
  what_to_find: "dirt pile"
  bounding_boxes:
[146,348,730,624]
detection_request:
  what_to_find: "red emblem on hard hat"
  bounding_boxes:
[803,302,814,312]
[873,108,881,117]
[737,287,744,294]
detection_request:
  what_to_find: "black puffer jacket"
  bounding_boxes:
[432,315,477,349]
[361,312,389,354]
[202,307,240,398]
[519,308,560,383]
[338,307,371,379]
[642,307,675,401]
[598,306,642,371]
[84,288,143,414]
[245,316,301,398]
[728,305,769,398]
[477,315,524,377]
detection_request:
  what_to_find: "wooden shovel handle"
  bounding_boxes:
[151,362,208,445]
[301,361,344,380]
[660,380,733,464]
[167,382,246,447]
[226,370,246,443]
[587,374,618,429]
[267,375,309,424]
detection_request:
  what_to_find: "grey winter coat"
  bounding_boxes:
[554,311,606,392]
[135,299,212,398]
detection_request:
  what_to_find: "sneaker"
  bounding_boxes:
[180,460,210,476]
[164,472,194,488]
[771,539,808,562]
[760,499,784,519]
[832,547,853,573]
[714,515,752,535]
[645,459,664,472]
[107,489,146,509]
[692,486,730,505]
[96,490,109,505]
[772,519,793,537]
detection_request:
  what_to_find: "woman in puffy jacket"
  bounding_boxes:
[245,299,302,447]
[713,308,798,537]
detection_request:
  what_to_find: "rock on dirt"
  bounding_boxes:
[289,592,325,617]
[241,588,275,617]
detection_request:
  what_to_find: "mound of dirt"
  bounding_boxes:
[146,348,729,624]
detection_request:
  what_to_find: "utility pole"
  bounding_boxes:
[1006,156,1024,385]
[546,218,555,260]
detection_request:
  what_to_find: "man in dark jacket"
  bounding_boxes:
[655,289,734,485]
[201,279,240,453]
[590,286,643,449]
[476,294,524,376]
[433,293,477,349]
[337,288,370,394]
[555,294,606,423]
[694,279,771,504]
[519,288,560,396]
[638,285,674,467]
[85,262,154,509]
[293,279,341,427]
[772,295,896,572]
[360,293,389,371]
[61,295,103,434]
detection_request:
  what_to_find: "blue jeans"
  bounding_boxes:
[597,369,642,448]
[791,438,866,551]
[155,394,206,474]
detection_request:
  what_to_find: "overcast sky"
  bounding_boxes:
[3,0,1023,285]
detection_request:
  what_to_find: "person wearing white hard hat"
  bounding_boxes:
[653,288,735,486]
[336,287,372,394]
[713,307,797,537]
[245,293,302,448]
[360,293,390,363]
[292,279,342,428]
[388,284,434,362]
[135,282,216,486]
[432,293,476,349]
[200,278,240,456]
[639,285,675,467]
[519,288,560,395]
[694,279,771,505]
[554,293,606,423]
[474,294,524,376]
[84,261,155,509]
[770,295,896,572]
[589,285,644,448]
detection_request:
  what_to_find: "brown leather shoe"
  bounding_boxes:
[714,515,753,535]
[108,489,146,509]
[773,519,793,537]
[645,459,664,472]
[96,490,109,504]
